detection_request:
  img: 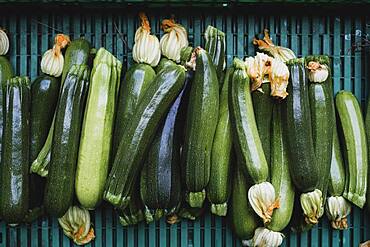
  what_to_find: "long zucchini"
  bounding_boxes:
[44,65,90,217]
[365,79,370,214]
[104,64,185,209]
[182,47,219,208]
[283,58,322,225]
[31,38,91,177]
[251,83,274,167]
[75,48,122,210]
[29,75,60,211]
[230,58,277,224]
[204,25,225,84]
[112,63,156,157]
[0,76,30,223]
[336,90,367,208]
[207,68,233,216]
[140,73,185,220]
[326,125,351,230]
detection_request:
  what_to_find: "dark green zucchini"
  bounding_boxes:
[112,63,156,158]
[207,68,233,216]
[44,65,90,217]
[31,38,91,177]
[306,55,334,205]
[0,76,30,223]
[182,48,219,208]
[104,65,185,209]
[155,57,176,73]
[204,25,225,84]
[251,83,274,167]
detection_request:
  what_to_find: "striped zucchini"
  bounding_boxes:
[207,68,233,216]
[183,47,219,208]
[205,25,225,84]
[336,90,367,208]
[104,65,185,209]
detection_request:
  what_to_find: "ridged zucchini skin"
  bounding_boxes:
[230,58,268,184]
[251,83,274,166]
[112,63,156,157]
[0,76,30,223]
[306,55,334,202]
[336,90,367,208]
[182,48,219,208]
[207,68,233,216]
[204,26,225,84]
[140,81,184,215]
[283,58,318,193]
[329,127,346,196]
[31,39,91,176]
[267,104,295,232]
[104,65,186,209]
[118,179,144,226]
[44,65,90,217]
[230,164,259,240]
[29,75,60,209]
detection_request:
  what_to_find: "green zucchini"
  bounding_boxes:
[75,48,122,210]
[44,64,90,217]
[336,90,367,208]
[183,47,219,208]
[366,83,370,213]
[230,58,277,224]
[207,68,233,216]
[230,164,259,241]
[251,83,274,166]
[267,103,295,232]
[326,124,351,230]
[31,38,91,177]
[0,76,30,223]
[104,64,186,209]
[140,77,184,220]
[155,57,176,73]
[283,58,318,193]
[29,75,60,211]
[112,63,155,158]
[204,25,225,84]
[306,55,334,205]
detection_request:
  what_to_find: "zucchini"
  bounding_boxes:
[140,74,185,220]
[230,58,277,224]
[306,55,334,205]
[29,75,60,210]
[204,25,225,84]
[31,38,91,177]
[366,83,370,213]
[251,83,274,166]
[182,47,219,208]
[267,103,295,232]
[44,64,90,217]
[75,48,122,210]
[155,57,176,73]
[326,125,351,230]
[112,63,156,158]
[0,76,30,223]
[104,64,186,209]
[336,90,367,208]
[207,68,233,216]
[230,164,259,241]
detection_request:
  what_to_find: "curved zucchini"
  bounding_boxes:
[336,90,367,208]
[251,83,274,166]
[112,63,156,157]
[31,38,91,177]
[104,65,186,209]
[44,65,90,217]
[183,48,219,208]
[140,81,184,218]
[267,104,295,232]
[230,164,259,241]
[0,76,30,223]
[207,68,233,216]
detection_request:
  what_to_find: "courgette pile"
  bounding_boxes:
[1,16,370,247]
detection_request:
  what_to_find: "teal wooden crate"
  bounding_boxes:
[0,5,370,247]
